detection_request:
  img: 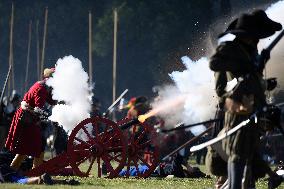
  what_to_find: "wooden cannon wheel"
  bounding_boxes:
[67,117,127,178]
[117,118,160,178]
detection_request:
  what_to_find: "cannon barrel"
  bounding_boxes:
[119,118,140,130]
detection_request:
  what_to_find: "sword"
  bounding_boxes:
[103,89,128,117]
[190,102,284,152]
[190,114,256,152]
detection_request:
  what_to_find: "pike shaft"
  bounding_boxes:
[105,89,128,113]
[0,65,12,103]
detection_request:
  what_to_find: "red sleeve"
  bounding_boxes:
[46,92,56,105]
[34,86,48,108]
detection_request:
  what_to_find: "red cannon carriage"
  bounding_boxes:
[25,116,160,178]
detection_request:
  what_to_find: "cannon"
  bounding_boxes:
[25,116,159,178]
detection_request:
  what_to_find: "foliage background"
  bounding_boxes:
[0,0,277,108]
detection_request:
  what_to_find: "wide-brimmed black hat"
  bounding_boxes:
[218,9,282,39]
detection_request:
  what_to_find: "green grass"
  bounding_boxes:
[1,176,284,189]
[2,158,284,188]
[1,174,284,189]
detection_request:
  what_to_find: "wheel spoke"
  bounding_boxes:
[129,130,135,143]
[82,126,94,142]
[109,153,122,163]
[108,132,119,142]
[101,155,115,173]
[86,157,96,175]
[100,131,110,143]
[74,137,91,146]
[97,158,101,177]
[135,130,146,144]
[101,126,114,141]
[92,121,100,139]
[73,147,90,152]
[75,153,93,166]
[107,146,123,152]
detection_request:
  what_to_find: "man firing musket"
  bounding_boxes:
[201,10,283,189]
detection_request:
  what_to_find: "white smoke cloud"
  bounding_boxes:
[153,57,217,135]
[46,55,92,132]
[258,1,284,103]
[152,1,284,135]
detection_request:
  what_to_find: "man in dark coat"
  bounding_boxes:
[209,10,282,189]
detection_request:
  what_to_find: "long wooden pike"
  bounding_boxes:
[24,20,32,92]
[36,20,40,80]
[8,3,14,95]
[0,65,12,103]
[40,7,48,78]
[88,11,93,84]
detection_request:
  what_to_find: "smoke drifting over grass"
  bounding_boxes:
[46,55,93,132]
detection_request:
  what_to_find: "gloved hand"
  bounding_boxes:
[268,172,283,189]
[257,49,270,72]
[261,49,271,63]
[266,78,277,91]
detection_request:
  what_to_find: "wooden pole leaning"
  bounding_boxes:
[111,9,118,121]
[88,11,93,84]
[36,20,40,80]
[40,7,48,79]
[8,3,14,96]
[112,9,118,104]
[24,20,32,92]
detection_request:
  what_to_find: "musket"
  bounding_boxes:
[162,124,214,161]
[161,118,221,133]
[259,29,284,66]
[103,89,128,117]
[0,65,12,104]
[264,30,284,53]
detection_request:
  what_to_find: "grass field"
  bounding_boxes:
[1,176,284,189]
[1,162,284,189]
[1,153,283,188]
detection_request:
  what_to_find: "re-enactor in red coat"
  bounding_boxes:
[5,68,56,170]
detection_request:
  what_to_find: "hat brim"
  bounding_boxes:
[218,29,279,39]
